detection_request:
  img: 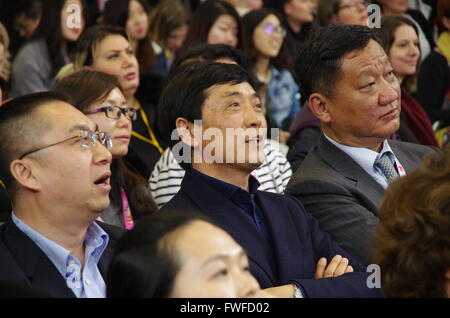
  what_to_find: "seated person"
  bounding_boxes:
[157,62,381,298]
[71,25,164,179]
[372,147,450,298]
[286,25,435,265]
[107,209,271,298]
[53,70,158,228]
[0,92,124,297]
[150,43,292,208]
[376,16,438,147]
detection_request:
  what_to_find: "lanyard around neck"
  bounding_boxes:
[131,101,163,153]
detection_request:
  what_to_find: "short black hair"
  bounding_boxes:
[157,62,257,169]
[107,209,207,298]
[295,25,382,99]
[0,92,69,200]
[170,43,251,76]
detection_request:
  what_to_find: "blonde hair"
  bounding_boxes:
[0,22,11,82]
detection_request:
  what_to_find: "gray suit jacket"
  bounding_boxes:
[285,134,435,265]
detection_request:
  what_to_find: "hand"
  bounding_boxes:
[262,284,295,298]
[315,255,354,279]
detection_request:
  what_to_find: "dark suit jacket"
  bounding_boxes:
[162,169,382,298]
[0,220,125,298]
[286,134,435,265]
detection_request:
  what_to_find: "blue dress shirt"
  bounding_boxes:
[11,212,109,298]
[324,134,402,188]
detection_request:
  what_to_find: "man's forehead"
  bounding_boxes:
[40,101,96,131]
[204,82,257,99]
[342,40,390,75]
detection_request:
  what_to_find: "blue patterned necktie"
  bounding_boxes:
[374,152,398,184]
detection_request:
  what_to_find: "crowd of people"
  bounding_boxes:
[0,0,449,298]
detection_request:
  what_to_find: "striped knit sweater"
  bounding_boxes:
[149,142,292,208]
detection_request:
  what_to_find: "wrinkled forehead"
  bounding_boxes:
[341,40,390,75]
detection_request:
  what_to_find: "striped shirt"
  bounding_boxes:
[149,142,293,208]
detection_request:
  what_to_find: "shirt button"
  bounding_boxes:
[85,279,91,285]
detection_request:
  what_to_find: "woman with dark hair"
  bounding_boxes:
[11,0,87,97]
[264,0,315,60]
[148,0,190,75]
[107,209,268,298]
[180,0,245,52]
[317,0,368,26]
[377,16,438,147]
[242,9,300,137]
[72,25,164,180]
[53,70,158,228]
[103,0,155,73]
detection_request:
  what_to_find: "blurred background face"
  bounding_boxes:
[207,14,239,48]
[284,0,315,24]
[166,24,188,53]
[389,25,420,81]
[61,0,85,42]
[85,88,132,158]
[333,0,368,26]
[253,14,285,59]
[14,13,41,39]
[168,221,261,298]
[377,0,408,15]
[91,35,140,101]
[126,0,149,41]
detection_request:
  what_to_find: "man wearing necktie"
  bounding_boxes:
[286,25,437,265]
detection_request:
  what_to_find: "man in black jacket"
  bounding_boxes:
[0,92,124,297]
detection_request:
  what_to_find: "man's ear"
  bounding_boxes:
[308,93,331,123]
[9,159,42,192]
[175,117,199,148]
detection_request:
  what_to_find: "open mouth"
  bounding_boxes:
[94,172,111,186]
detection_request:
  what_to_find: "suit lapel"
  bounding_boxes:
[317,134,385,210]
[4,221,75,297]
[181,172,278,285]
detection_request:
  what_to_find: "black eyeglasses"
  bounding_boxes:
[19,130,113,160]
[85,106,137,121]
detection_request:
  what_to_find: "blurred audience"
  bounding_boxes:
[373,0,435,60]
[317,0,368,26]
[181,0,245,51]
[11,0,87,97]
[71,25,164,179]
[242,9,300,139]
[377,16,438,146]
[103,0,156,74]
[148,0,191,75]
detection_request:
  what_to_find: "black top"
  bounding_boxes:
[417,50,450,127]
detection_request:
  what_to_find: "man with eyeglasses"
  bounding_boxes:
[0,92,125,298]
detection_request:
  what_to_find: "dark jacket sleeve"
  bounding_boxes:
[286,196,383,298]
